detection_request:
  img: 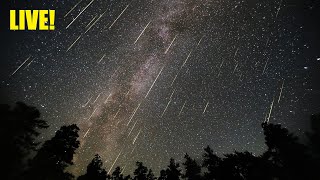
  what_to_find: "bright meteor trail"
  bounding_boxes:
[266,98,275,123]
[66,0,95,29]
[127,103,141,126]
[133,129,142,145]
[203,101,209,114]
[109,4,130,29]
[145,66,164,99]
[178,101,187,116]
[164,35,178,54]
[11,56,31,76]
[278,80,285,103]
[134,21,151,44]
[108,150,122,175]
[64,0,83,18]
[66,34,82,52]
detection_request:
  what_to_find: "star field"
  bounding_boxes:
[1,0,320,177]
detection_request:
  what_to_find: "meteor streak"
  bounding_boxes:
[108,150,122,174]
[145,66,164,98]
[128,119,138,137]
[170,73,179,87]
[233,47,239,59]
[178,101,187,116]
[113,108,121,121]
[109,5,130,29]
[161,100,171,117]
[23,57,35,70]
[98,54,106,63]
[130,145,136,155]
[88,107,98,121]
[203,101,209,114]
[181,51,192,68]
[104,93,112,104]
[82,96,92,107]
[265,98,275,123]
[179,36,202,68]
[264,112,268,123]
[161,89,176,117]
[83,127,90,138]
[196,36,204,47]
[276,0,283,18]
[133,129,142,144]
[127,103,141,126]
[262,58,269,75]
[164,34,178,54]
[66,0,95,29]
[219,59,224,68]
[278,80,285,103]
[125,89,130,97]
[67,34,82,52]
[64,0,83,18]
[121,165,126,174]
[134,21,151,44]
[169,89,176,99]
[85,15,97,28]
[233,63,238,73]
[11,56,31,76]
[93,93,101,104]
[84,11,105,34]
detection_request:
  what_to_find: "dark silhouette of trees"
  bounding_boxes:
[133,162,148,180]
[26,124,80,180]
[182,154,202,180]
[262,122,311,180]
[306,113,320,179]
[133,162,155,180]
[146,169,156,180]
[78,154,108,180]
[0,102,48,179]
[158,170,167,180]
[202,146,221,180]
[245,153,274,180]
[159,158,181,180]
[218,151,258,180]
[2,102,319,180]
[110,166,131,180]
[202,146,274,180]
[308,113,320,157]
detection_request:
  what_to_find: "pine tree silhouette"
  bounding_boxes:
[219,151,258,180]
[308,113,320,157]
[165,158,181,180]
[247,153,274,180]
[146,169,156,180]
[3,102,320,180]
[133,162,153,180]
[110,166,130,180]
[182,154,202,180]
[0,102,48,180]
[307,113,320,179]
[78,154,108,180]
[26,124,80,180]
[262,122,311,180]
[202,146,221,180]
[158,170,167,180]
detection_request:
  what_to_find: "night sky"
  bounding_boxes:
[1,0,320,176]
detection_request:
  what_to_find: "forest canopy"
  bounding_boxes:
[1,102,319,180]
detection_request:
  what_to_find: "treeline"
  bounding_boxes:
[1,102,319,180]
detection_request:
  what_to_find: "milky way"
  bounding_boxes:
[1,0,320,176]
